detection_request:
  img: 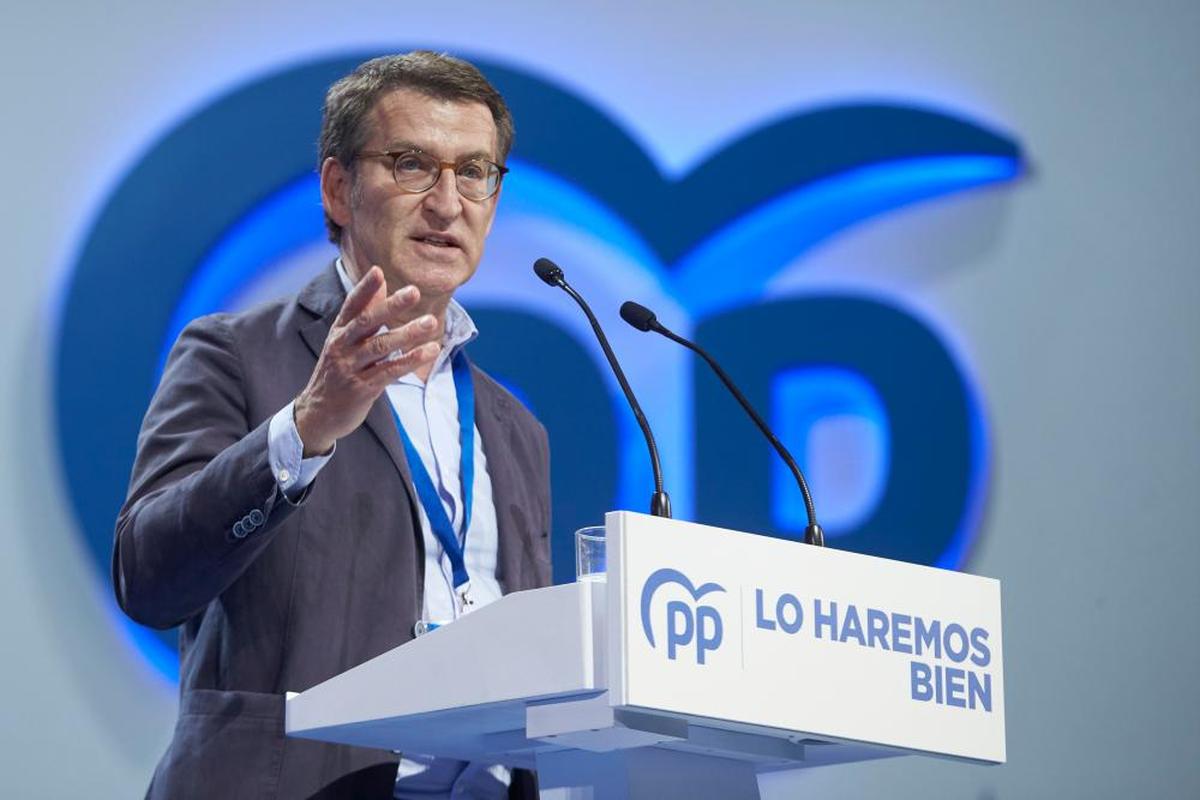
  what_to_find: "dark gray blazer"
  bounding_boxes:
[114,264,552,799]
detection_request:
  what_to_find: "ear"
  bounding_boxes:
[320,156,353,231]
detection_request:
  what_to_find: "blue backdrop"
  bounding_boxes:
[54,52,1022,679]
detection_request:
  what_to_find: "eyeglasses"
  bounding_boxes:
[355,149,508,201]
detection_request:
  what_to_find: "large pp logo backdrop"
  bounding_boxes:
[56,52,1022,676]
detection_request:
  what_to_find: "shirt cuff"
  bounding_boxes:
[268,401,334,501]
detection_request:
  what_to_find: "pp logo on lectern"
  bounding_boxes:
[640,568,726,665]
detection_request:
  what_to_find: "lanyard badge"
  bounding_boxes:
[456,581,475,612]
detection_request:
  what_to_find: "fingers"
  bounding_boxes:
[341,291,426,350]
[351,314,440,369]
[334,266,385,328]
[352,285,422,340]
[363,341,442,384]
[296,266,446,454]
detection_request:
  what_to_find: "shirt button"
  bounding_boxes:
[278,469,291,484]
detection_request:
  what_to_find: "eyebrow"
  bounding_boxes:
[383,140,495,162]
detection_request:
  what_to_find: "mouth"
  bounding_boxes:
[412,233,461,249]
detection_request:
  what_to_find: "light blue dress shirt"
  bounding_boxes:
[266,259,509,799]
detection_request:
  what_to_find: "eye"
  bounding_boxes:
[395,153,427,173]
[457,161,487,181]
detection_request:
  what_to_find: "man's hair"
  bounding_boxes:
[318,51,515,243]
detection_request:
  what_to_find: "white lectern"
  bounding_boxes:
[286,512,1005,798]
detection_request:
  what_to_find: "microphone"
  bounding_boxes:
[620,301,824,545]
[533,259,671,518]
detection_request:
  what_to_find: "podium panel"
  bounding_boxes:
[285,511,1005,797]
[607,511,1005,764]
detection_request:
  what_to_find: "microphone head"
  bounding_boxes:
[533,258,565,287]
[620,301,658,332]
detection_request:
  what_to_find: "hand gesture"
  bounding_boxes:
[294,267,440,456]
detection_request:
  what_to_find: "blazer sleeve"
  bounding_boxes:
[113,314,301,629]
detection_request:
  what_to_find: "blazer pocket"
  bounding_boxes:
[148,690,285,800]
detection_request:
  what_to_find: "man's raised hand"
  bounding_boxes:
[294,267,441,456]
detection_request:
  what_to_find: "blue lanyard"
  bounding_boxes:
[391,351,476,593]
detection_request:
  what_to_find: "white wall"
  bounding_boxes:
[2,2,1196,796]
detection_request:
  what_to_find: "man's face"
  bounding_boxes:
[323,88,501,302]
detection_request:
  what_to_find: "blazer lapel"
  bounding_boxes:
[362,399,415,489]
[473,365,523,594]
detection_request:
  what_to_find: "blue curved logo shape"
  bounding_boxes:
[55,51,1024,680]
[640,568,727,648]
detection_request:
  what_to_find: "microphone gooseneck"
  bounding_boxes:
[619,301,823,545]
[534,261,671,518]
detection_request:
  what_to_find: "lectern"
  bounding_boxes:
[286,512,1005,798]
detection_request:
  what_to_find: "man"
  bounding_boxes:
[114,52,551,799]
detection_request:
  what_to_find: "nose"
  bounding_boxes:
[422,165,463,222]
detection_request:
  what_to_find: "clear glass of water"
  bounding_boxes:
[575,525,606,581]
